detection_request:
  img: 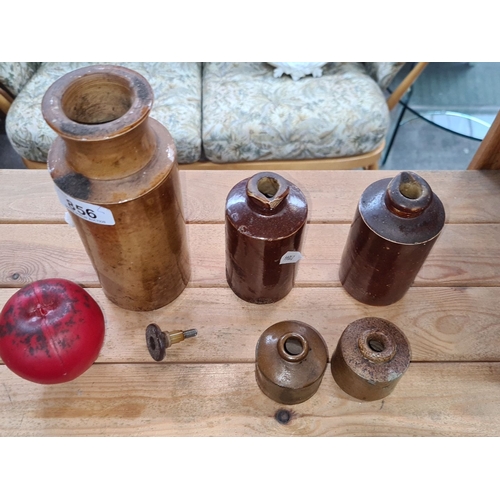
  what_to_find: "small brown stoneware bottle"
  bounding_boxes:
[339,171,445,306]
[331,317,411,401]
[42,65,190,311]
[255,320,329,405]
[225,172,308,304]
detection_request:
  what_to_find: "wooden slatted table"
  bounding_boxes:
[1,169,500,436]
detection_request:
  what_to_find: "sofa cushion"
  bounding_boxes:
[0,63,41,96]
[6,62,202,164]
[202,62,390,163]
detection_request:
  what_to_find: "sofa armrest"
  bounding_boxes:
[0,62,41,96]
[363,62,405,90]
[386,62,428,111]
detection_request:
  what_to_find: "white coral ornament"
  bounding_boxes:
[268,62,328,81]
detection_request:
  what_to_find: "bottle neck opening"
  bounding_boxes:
[385,171,433,218]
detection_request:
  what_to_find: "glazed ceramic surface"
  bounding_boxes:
[225,172,308,304]
[255,320,329,405]
[331,317,411,401]
[42,65,190,311]
[339,171,445,306]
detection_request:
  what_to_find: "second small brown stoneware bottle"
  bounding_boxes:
[339,171,445,306]
[331,317,411,401]
[225,172,308,304]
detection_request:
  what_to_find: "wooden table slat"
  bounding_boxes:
[1,362,499,436]
[2,170,500,224]
[1,223,499,288]
[1,287,498,363]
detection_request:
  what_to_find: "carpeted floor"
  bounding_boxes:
[0,114,25,169]
[0,62,498,171]
[401,62,500,111]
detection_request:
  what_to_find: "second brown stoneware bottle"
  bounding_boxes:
[339,171,445,306]
[42,65,190,311]
[225,172,308,304]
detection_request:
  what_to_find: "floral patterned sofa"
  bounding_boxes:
[1,62,202,165]
[0,62,410,169]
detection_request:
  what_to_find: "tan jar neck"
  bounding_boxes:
[61,120,156,180]
[42,65,157,181]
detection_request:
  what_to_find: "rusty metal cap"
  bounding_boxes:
[255,320,329,405]
[331,317,411,401]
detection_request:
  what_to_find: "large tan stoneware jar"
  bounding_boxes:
[42,65,190,311]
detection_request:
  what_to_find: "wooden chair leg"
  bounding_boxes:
[21,158,47,169]
[0,88,13,115]
[387,63,428,111]
[467,111,500,170]
[18,149,384,172]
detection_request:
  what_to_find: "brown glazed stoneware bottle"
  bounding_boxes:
[225,172,308,304]
[255,320,329,405]
[339,171,445,306]
[331,317,411,401]
[42,65,190,311]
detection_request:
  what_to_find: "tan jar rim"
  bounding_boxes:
[42,64,153,142]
